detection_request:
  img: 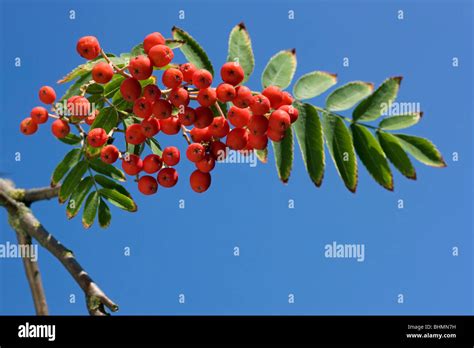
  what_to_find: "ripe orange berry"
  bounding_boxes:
[178,106,196,126]
[278,105,299,123]
[100,145,119,164]
[208,116,229,138]
[227,106,251,128]
[210,140,227,159]
[129,55,153,80]
[197,87,217,107]
[157,167,178,187]
[162,146,180,166]
[148,44,174,67]
[216,83,236,102]
[67,96,90,119]
[92,62,114,84]
[76,36,101,60]
[274,91,293,109]
[186,143,206,163]
[141,118,160,137]
[248,134,268,150]
[233,86,253,108]
[194,106,214,129]
[143,32,165,54]
[190,170,211,193]
[268,110,291,132]
[143,154,163,174]
[262,86,283,109]
[39,86,56,104]
[125,123,146,145]
[190,127,212,143]
[122,154,143,175]
[162,68,183,88]
[220,62,244,86]
[168,87,189,107]
[250,94,271,115]
[120,78,142,102]
[20,117,38,135]
[152,99,172,119]
[192,69,212,89]
[143,84,162,102]
[226,128,249,150]
[160,116,181,135]
[196,154,215,173]
[133,97,153,119]
[248,115,269,136]
[179,62,197,83]
[87,128,108,147]
[138,175,158,195]
[30,106,48,124]
[267,128,285,142]
[51,119,70,138]
[85,110,99,126]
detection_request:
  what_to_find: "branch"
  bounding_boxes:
[0,179,118,315]
[22,186,61,205]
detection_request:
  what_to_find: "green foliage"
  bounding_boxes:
[82,191,100,228]
[172,26,214,75]
[293,71,337,100]
[379,113,422,130]
[271,127,294,183]
[262,49,297,89]
[325,81,373,111]
[227,22,254,83]
[377,131,416,179]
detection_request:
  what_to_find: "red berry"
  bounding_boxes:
[262,86,283,109]
[278,105,299,123]
[179,63,197,83]
[87,128,108,147]
[210,141,228,160]
[220,62,244,86]
[190,170,211,193]
[129,55,153,80]
[157,167,178,188]
[194,106,214,129]
[248,134,268,150]
[100,145,119,164]
[141,117,160,137]
[178,106,196,126]
[209,116,229,138]
[138,175,158,195]
[125,123,146,145]
[120,78,142,102]
[250,94,271,115]
[160,116,181,135]
[92,62,113,84]
[190,127,212,143]
[133,97,153,119]
[51,119,70,138]
[122,154,143,175]
[168,87,189,107]
[226,128,249,150]
[196,154,215,173]
[30,106,48,124]
[76,36,100,60]
[143,84,162,102]
[216,83,236,102]
[152,99,172,119]
[192,69,212,89]
[197,87,217,107]
[67,96,90,119]
[162,68,183,88]
[143,154,163,174]
[39,86,56,104]
[274,91,293,109]
[268,110,291,132]
[143,32,165,54]
[227,106,251,128]
[20,117,38,135]
[233,86,253,108]
[267,128,285,142]
[248,115,269,136]
[148,44,173,67]
[186,143,206,163]
[162,146,180,166]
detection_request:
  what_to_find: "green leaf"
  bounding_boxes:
[58,133,82,145]
[86,83,104,95]
[255,148,268,163]
[104,75,125,98]
[325,81,374,111]
[66,176,94,219]
[98,198,112,228]
[261,49,297,89]
[88,158,126,181]
[91,107,118,133]
[377,131,416,180]
[94,175,132,198]
[58,160,89,203]
[379,113,422,130]
[227,22,254,83]
[58,56,125,84]
[145,138,163,156]
[351,124,393,190]
[51,148,83,186]
[271,127,294,183]
[99,188,137,212]
[172,26,214,75]
[292,103,325,186]
[293,71,337,100]
[353,77,402,122]
[394,134,446,167]
[321,113,357,192]
[60,72,92,102]
[166,39,185,49]
[82,191,100,229]
[130,43,145,57]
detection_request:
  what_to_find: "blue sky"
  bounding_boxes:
[0,0,472,315]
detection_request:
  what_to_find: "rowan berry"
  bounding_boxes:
[162,68,183,89]
[143,84,162,102]
[208,116,229,138]
[152,99,173,119]
[220,62,244,86]
[143,32,165,54]
[162,146,180,166]
[210,140,227,160]
[233,85,253,108]
[76,36,100,60]
[159,116,181,135]
[226,127,249,150]
[192,69,212,89]
[143,154,163,174]
[249,94,271,115]
[177,106,196,126]
[100,145,119,164]
[39,86,56,104]
[30,106,48,124]
[138,175,158,195]
[248,134,268,150]
[227,106,251,128]
[141,118,160,137]
[194,106,214,129]
[216,83,236,102]
[179,62,197,83]
[120,78,142,102]
[148,44,174,67]
[122,154,143,175]
[262,85,283,109]
[87,128,108,147]
[248,114,268,136]
[133,97,153,119]
[51,119,70,138]
[20,117,38,135]
[186,143,206,163]
[268,110,291,132]
[157,167,178,187]
[278,105,299,123]
[125,123,146,145]
[190,170,211,193]
[196,154,215,173]
[168,87,189,107]
[92,62,114,84]
[129,55,153,80]
[190,127,212,143]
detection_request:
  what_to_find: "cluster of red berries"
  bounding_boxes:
[20,32,299,196]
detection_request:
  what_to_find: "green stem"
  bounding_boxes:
[312,105,379,131]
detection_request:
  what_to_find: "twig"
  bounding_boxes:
[101,49,132,79]
[181,125,192,145]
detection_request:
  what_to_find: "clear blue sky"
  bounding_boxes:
[0,0,472,315]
